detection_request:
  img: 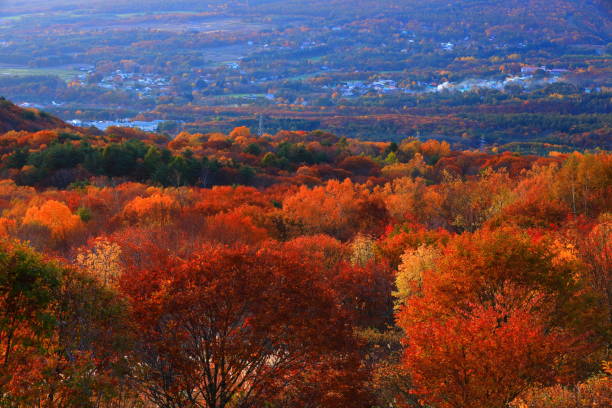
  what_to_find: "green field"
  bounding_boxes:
[0,67,79,81]
[225,93,267,98]
[284,71,326,81]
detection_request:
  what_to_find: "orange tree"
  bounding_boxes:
[396,227,608,408]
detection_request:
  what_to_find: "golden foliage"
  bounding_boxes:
[22,200,83,240]
[394,244,440,306]
[123,192,179,225]
[350,234,376,266]
[76,238,123,286]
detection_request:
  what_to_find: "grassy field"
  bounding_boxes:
[224,93,268,98]
[199,44,248,64]
[0,15,25,22]
[0,67,79,81]
[284,71,325,81]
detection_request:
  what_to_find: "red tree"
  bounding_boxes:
[399,290,588,408]
[396,228,607,408]
[121,244,367,408]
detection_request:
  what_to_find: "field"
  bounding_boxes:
[0,66,81,81]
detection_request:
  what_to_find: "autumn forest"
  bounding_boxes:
[0,96,609,407]
[0,1,611,407]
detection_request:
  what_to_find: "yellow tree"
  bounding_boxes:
[350,234,376,267]
[394,244,440,307]
[75,238,123,286]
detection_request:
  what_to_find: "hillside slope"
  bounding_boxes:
[0,97,72,133]
[248,0,611,44]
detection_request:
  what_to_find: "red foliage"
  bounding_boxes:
[400,291,588,408]
[120,244,367,407]
[395,227,607,407]
[333,260,396,329]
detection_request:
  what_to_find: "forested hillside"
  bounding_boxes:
[0,102,610,407]
[251,0,611,42]
[0,98,72,133]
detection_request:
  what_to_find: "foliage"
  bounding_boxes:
[396,228,608,408]
[75,238,123,286]
[0,116,610,406]
[0,240,131,407]
[121,245,365,408]
[511,368,612,408]
[22,200,83,241]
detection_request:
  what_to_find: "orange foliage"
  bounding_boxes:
[192,185,271,216]
[396,227,607,407]
[122,192,179,224]
[399,291,587,408]
[229,125,251,138]
[0,218,16,237]
[282,179,389,240]
[283,234,348,268]
[22,200,83,240]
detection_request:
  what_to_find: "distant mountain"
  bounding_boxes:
[0,97,72,133]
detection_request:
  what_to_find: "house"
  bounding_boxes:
[521,66,545,74]
[549,69,569,76]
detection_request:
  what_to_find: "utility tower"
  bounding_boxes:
[415,95,421,140]
[480,135,486,151]
[258,114,264,136]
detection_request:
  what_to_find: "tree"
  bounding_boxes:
[568,214,612,326]
[121,245,362,408]
[122,192,179,225]
[510,363,612,408]
[202,210,268,246]
[420,140,450,165]
[22,200,83,241]
[333,260,396,329]
[338,156,381,178]
[0,241,60,391]
[487,164,568,229]
[282,234,348,269]
[400,290,588,408]
[394,244,440,307]
[229,126,251,139]
[396,228,608,408]
[0,240,130,407]
[349,233,376,267]
[75,238,123,286]
[282,179,389,240]
[438,168,514,232]
[553,152,612,218]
